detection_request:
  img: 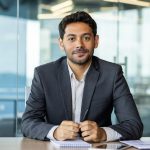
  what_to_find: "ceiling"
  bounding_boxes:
[0,0,150,19]
[40,0,150,13]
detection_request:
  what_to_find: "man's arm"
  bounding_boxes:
[110,65,143,140]
[78,65,143,142]
[21,68,80,141]
[21,68,53,140]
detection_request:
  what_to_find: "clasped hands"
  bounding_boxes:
[54,120,106,142]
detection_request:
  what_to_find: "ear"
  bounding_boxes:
[58,37,64,50]
[94,35,99,48]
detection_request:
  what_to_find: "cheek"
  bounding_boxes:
[64,46,74,54]
[65,44,75,51]
[86,43,95,50]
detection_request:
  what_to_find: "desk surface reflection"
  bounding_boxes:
[0,137,138,150]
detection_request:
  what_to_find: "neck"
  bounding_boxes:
[67,59,92,80]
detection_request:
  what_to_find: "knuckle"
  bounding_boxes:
[96,130,98,135]
[82,132,86,137]
[81,132,84,137]
[85,131,88,136]
[87,125,91,130]
[87,120,90,124]
[61,132,65,137]
[71,134,75,139]
[93,134,96,138]
[70,122,74,126]
[93,122,96,125]
[61,120,66,125]
[94,135,97,140]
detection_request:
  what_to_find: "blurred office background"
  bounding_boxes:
[0,0,150,137]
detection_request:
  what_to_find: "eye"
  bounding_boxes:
[68,37,75,42]
[83,36,91,41]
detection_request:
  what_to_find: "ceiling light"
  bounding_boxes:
[51,0,73,12]
[52,5,73,16]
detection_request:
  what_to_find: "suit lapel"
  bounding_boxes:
[57,59,72,120]
[80,60,100,121]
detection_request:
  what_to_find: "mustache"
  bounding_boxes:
[72,48,89,54]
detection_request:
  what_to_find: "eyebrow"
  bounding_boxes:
[66,34,75,37]
[66,33,92,37]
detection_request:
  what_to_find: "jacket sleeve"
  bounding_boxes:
[21,68,53,140]
[110,65,143,140]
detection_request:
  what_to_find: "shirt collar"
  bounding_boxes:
[67,61,91,81]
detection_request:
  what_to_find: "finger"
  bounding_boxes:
[80,120,90,127]
[56,127,79,140]
[82,128,103,142]
[84,134,100,143]
[80,124,93,132]
[64,130,79,137]
[83,134,93,142]
[62,130,79,139]
[81,130,92,137]
[80,120,96,128]
[61,125,79,132]
[61,120,79,127]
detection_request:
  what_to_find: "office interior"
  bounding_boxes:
[0,0,150,137]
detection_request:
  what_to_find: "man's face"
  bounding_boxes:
[59,22,99,65]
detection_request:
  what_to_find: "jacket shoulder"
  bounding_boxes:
[35,56,66,73]
[93,56,121,72]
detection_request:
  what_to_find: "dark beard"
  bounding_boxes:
[70,48,93,65]
[70,55,92,65]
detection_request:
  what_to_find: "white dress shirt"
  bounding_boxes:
[68,64,89,123]
[47,62,121,141]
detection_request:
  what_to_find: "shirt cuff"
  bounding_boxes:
[102,127,122,142]
[46,125,59,140]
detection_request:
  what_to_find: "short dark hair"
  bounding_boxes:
[59,11,97,39]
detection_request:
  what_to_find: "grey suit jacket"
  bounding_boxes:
[21,56,143,140]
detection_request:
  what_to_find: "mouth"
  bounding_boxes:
[73,51,88,58]
[72,48,88,55]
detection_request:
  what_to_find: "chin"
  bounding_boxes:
[73,58,91,65]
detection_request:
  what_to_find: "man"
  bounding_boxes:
[21,11,143,142]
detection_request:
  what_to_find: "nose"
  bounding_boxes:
[76,38,83,49]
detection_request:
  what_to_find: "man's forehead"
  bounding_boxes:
[63,22,93,38]
[65,22,92,31]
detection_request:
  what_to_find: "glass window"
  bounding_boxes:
[1,0,150,137]
[0,0,19,136]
